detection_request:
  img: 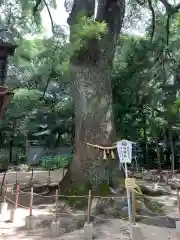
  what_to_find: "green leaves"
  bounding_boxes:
[6,88,41,118]
[71,16,107,52]
[40,154,72,170]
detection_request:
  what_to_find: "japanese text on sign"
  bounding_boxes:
[117,140,132,163]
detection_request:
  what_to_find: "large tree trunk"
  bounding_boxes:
[70,62,115,183]
[60,0,125,189]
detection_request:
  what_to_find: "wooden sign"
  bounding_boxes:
[117,140,132,163]
[125,178,136,190]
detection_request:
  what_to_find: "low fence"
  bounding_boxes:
[1,182,180,239]
[1,168,180,220]
[1,168,179,188]
[0,169,67,187]
[1,182,180,223]
[1,169,180,239]
[128,168,180,184]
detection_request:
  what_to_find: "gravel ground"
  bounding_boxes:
[0,208,179,240]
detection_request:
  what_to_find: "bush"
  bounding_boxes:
[40,154,72,171]
[18,152,26,164]
[8,164,30,172]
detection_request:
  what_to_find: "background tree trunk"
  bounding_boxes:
[9,120,16,163]
[143,115,149,168]
[168,124,175,173]
[60,0,125,189]
[155,138,161,169]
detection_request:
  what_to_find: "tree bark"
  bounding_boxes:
[168,124,175,173]
[9,120,16,163]
[143,122,149,168]
[60,0,125,189]
[155,137,161,169]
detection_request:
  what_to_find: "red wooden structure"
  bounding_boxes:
[0,29,18,118]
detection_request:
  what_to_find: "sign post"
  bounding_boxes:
[117,139,132,222]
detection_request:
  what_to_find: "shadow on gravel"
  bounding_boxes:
[137,216,177,228]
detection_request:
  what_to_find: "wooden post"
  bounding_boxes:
[160,172,163,182]
[132,191,136,224]
[87,190,92,224]
[48,170,51,183]
[30,168,34,186]
[166,173,169,185]
[55,189,58,220]
[9,183,19,223]
[3,181,8,203]
[152,170,155,182]
[155,172,158,181]
[177,189,180,220]
[15,172,18,184]
[29,187,33,216]
[15,184,19,209]
[141,168,144,180]
[133,168,135,178]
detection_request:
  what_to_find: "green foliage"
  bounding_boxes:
[4,88,42,123]
[71,16,107,52]
[40,155,72,170]
[15,39,44,64]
